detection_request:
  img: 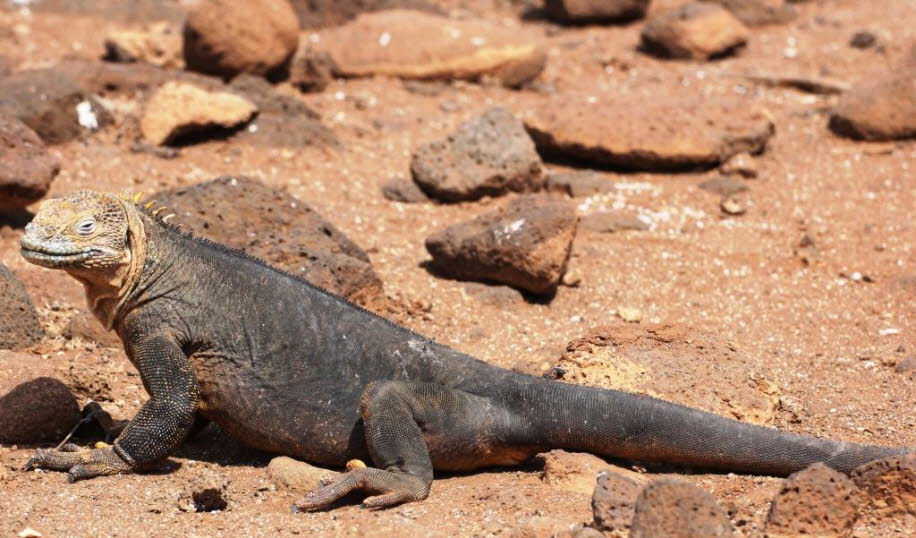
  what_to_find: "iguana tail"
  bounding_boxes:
[520,380,907,475]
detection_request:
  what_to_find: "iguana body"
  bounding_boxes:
[20,191,908,510]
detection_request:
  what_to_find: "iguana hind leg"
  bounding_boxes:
[294,380,533,511]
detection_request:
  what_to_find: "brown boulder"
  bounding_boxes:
[0,68,111,144]
[630,479,733,537]
[829,71,916,141]
[0,351,81,444]
[155,176,383,307]
[545,0,650,24]
[707,0,796,25]
[307,10,546,88]
[591,471,645,537]
[641,2,749,60]
[547,324,781,425]
[765,463,861,538]
[524,94,774,170]
[851,454,916,517]
[425,195,578,295]
[0,115,60,211]
[0,263,45,350]
[183,0,299,79]
[411,107,545,202]
[140,81,258,145]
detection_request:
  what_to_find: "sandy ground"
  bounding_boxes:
[0,0,914,536]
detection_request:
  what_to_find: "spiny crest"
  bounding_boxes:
[116,191,178,225]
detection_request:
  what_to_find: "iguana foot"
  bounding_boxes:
[24,443,133,482]
[293,468,430,511]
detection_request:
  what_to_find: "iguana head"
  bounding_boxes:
[20,191,154,327]
[20,191,136,271]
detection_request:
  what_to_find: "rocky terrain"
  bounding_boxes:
[0,0,914,536]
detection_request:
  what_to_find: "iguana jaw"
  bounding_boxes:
[20,234,117,269]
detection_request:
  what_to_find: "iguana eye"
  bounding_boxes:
[76,219,97,236]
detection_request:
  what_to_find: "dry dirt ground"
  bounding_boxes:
[0,0,914,536]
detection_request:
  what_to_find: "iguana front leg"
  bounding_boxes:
[26,331,199,482]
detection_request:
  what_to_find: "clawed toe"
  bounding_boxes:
[293,468,430,512]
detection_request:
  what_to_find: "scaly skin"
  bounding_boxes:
[20,191,910,510]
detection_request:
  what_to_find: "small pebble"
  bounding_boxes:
[720,196,746,216]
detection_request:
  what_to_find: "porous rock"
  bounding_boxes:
[140,81,257,145]
[0,350,81,444]
[411,107,544,202]
[178,468,231,512]
[545,0,650,24]
[591,470,645,537]
[829,70,916,141]
[0,68,111,144]
[851,454,916,517]
[0,115,60,211]
[425,195,577,295]
[546,324,781,425]
[154,176,383,307]
[630,479,733,537]
[0,263,45,350]
[765,463,861,538]
[524,94,774,170]
[267,456,338,490]
[305,10,546,88]
[641,2,749,61]
[183,0,299,79]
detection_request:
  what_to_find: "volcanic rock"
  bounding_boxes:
[524,94,774,170]
[155,176,383,307]
[0,115,60,211]
[641,2,749,60]
[425,195,577,295]
[411,107,544,202]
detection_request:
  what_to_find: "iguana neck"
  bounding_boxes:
[72,203,150,330]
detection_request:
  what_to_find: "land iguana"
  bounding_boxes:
[19,191,910,511]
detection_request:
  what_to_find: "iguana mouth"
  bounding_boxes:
[20,236,100,265]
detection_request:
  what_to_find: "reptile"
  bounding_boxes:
[19,190,909,510]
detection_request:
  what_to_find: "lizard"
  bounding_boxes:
[18,190,910,511]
